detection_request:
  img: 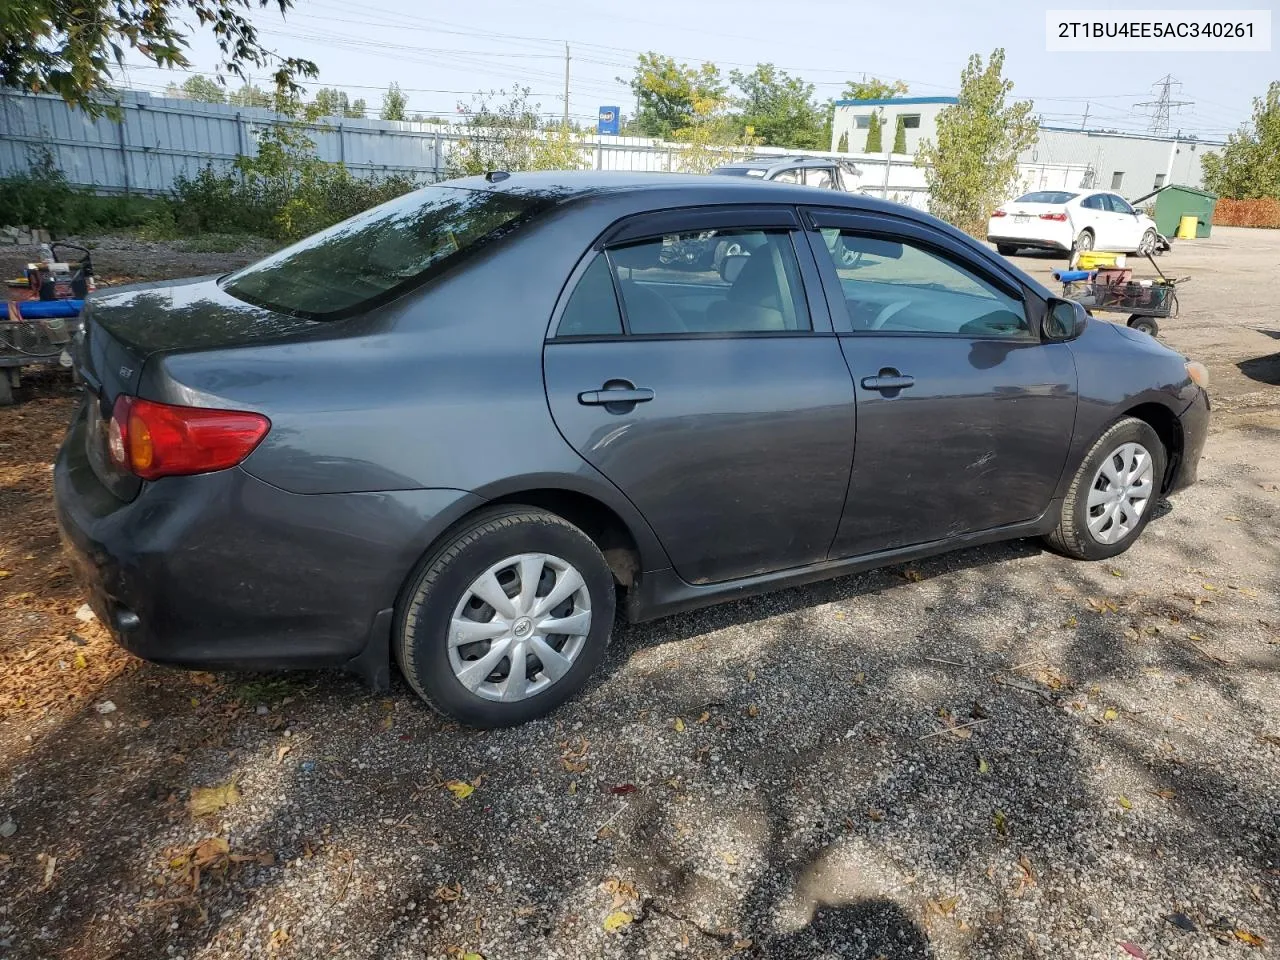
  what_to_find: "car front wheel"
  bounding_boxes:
[1137,229,1158,256]
[396,507,615,728]
[1044,417,1166,561]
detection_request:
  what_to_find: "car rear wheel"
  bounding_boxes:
[396,506,615,728]
[1044,417,1165,561]
[996,243,1019,256]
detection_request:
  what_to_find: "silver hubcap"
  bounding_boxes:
[448,553,591,703]
[1086,442,1154,544]
[1139,231,1155,254]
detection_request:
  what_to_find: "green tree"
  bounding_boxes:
[916,48,1038,236]
[228,83,271,109]
[447,87,588,176]
[842,77,909,101]
[165,74,227,103]
[380,82,407,121]
[864,112,883,152]
[892,116,907,154]
[622,52,726,139]
[837,131,849,152]
[1202,81,1280,199]
[1,0,315,115]
[347,98,367,119]
[728,63,826,149]
[310,87,350,118]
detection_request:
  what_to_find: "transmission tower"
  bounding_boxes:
[1135,75,1193,135]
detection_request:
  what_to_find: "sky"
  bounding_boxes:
[113,0,1278,141]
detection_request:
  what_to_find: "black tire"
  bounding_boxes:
[1127,316,1159,337]
[1044,417,1166,561]
[1073,228,1094,253]
[996,243,1019,257]
[1137,228,1157,257]
[395,506,616,728]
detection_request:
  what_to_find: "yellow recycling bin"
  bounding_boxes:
[1176,214,1198,239]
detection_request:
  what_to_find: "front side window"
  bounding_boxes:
[1106,194,1135,215]
[816,228,1030,338]
[605,230,810,335]
[223,185,542,319]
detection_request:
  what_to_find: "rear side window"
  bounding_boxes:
[556,256,623,337]
[222,185,542,320]
[1081,195,1106,210]
[609,230,810,334]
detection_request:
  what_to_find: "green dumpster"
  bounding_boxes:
[1154,184,1218,239]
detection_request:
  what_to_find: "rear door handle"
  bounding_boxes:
[861,370,915,392]
[578,387,655,405]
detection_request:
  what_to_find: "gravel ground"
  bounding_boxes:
[0,227,1277,960]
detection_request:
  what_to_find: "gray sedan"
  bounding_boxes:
[54,172,1210,727]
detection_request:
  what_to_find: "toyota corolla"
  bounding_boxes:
[55,172,1210,727]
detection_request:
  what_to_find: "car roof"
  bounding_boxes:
[450,169,908,215]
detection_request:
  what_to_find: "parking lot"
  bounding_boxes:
[0,227,1276,959]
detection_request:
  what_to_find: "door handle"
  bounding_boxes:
[578,386,655,405]
[861,370,915,392]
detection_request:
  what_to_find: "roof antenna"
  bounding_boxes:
[485,170,510,183]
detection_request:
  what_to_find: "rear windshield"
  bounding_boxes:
[221,185,542,319]
[1014,191,1078,204]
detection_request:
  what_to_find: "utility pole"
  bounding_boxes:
[1136,74,1192,136]
[563,42,570,130]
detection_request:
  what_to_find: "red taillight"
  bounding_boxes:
[108,396,270,480]
[1039,212,1068,221]
[991,209,1007,217]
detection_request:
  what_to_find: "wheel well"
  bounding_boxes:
[484,489,642,589]
[1123,402,1183,492]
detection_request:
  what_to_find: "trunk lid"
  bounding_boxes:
[75,277,321,500]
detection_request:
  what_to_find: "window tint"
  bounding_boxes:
[1107,194,1135,214]
[817,228,1030,339]
[556,255,623,337]
[771,168,801,184]
[222,185,541,319]
[1081,195,1105,210]
[806,167,837,189]
[607,230,810,335]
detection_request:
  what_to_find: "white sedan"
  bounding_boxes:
[988,190,1159,258]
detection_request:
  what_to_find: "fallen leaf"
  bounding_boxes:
[275,743,292,764]
[731,940,753,951]
[1188,633,1205,642]
[0,570,11,579]
[977,757,990,775]
[1109,568,1124,577]
[697,711,711,723]
[746,704,759,718]
[380,715,393,730]
[993,809,1008,836]
[902,568,924,582]
[610,784,637,795]
[1103,707,1119,722]
[462,953,485,960]
[672,717,685,733]
[596,826,616,841]
[38,853,56,889]
[568,781,577,795]
[867,808,884,822]
[193,837,230,865]
[1120,942,1148,959]
[1118,795,1132,810]
[1236,929,1266,947]
[444,780,475,801]
[1017,854,1035,882]
[1152,788,1176,800]
[189,781,240,817]
[602,910,633,933]
[746,669,756,682]
[1203,583,1217,591]
[1165,912,1197,932]
[267,927,290,954]
[1224,515,1242,522]
[73,652,87,669]
[431,882,463,902]
[1061,615,1079,628]
[927,895,958,917]
[720,851,739,866]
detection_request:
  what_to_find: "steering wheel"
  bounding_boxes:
[870,300,912,330]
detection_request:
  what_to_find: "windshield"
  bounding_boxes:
[221,185,543,319]
[1014,191,1078,204]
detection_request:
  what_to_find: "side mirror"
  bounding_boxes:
[1044,297,1088,341]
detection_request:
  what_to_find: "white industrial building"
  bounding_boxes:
[831,96,1223,201]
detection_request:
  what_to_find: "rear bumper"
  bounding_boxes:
[987,234,1072,253]
[54,403,482,674]
[1168,386,1210,494]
